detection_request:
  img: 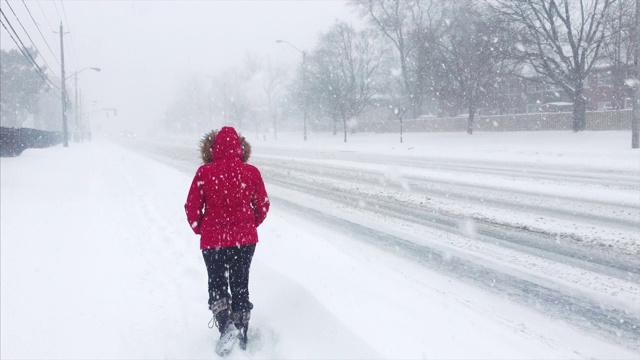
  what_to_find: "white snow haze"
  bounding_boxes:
[2,0,640,359]
[0,0,359,135]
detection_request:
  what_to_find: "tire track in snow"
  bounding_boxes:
[255,156,639,228]
[269,196,640,351]
[255,156,640,264]
[264,173,640,280]
[258,148,640,190]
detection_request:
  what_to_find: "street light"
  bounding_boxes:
[85,100,99,141]
[66,67,101,80]
[276,39,308,141]
[68,67,101,143]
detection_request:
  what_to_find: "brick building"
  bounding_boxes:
[478,64,634,116]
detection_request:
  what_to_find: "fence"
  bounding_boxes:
[357,110,633,133]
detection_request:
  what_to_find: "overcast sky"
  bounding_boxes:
[1,0,359,133]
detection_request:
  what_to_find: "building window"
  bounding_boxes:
[596,71,612,86]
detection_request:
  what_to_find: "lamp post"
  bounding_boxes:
[85,100,99,141]
[67,67,101,142]
[59,23,68,147]
[276,39,307,141]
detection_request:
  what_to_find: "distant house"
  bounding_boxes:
[493,64,634,115]
[358,64,634,124]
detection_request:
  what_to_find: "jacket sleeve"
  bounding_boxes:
[252,171,270,227]
[184,168,205,235]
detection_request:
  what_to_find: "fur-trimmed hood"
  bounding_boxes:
[199,127,252,164]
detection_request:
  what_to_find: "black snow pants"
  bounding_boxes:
[202,244,256,314]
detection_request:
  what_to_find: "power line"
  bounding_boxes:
[0,19,61,96]
[21,0,60,67]
[3,0,57,74]
[0,12,60,92]
[59,0,78,70]
[0,10,43,75]
[51,0,62,23]
[35,0,54,32]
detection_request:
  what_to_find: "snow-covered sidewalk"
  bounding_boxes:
[1,141,637,359]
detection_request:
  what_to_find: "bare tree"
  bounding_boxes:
[383,79,411,143]
[307,22,386,142]
[208,67,254,132]
[601,0,635,110]
[434,1,516,134]
[351,0,442,117]
[492,0,615,131]
[261,61,288,140]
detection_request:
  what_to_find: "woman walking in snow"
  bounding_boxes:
[184,126,270,353]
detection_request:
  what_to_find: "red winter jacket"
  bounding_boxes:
[184,126,270,249]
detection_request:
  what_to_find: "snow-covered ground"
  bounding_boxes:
[1,130,639,359]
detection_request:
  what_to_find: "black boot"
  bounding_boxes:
[231,310,251,350]
[209,298,231,335]
[215,310,231,334]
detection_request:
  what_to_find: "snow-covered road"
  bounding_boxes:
[3,131,639,359]
[122,131,640,353]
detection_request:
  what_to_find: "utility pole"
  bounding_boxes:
[79,89,85,141]
[276,39,308,141]
[302,50,308,141]
[69,67,100,141]
[59,22,68,147]
[75,72,81,142]
[632,0,639,148]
